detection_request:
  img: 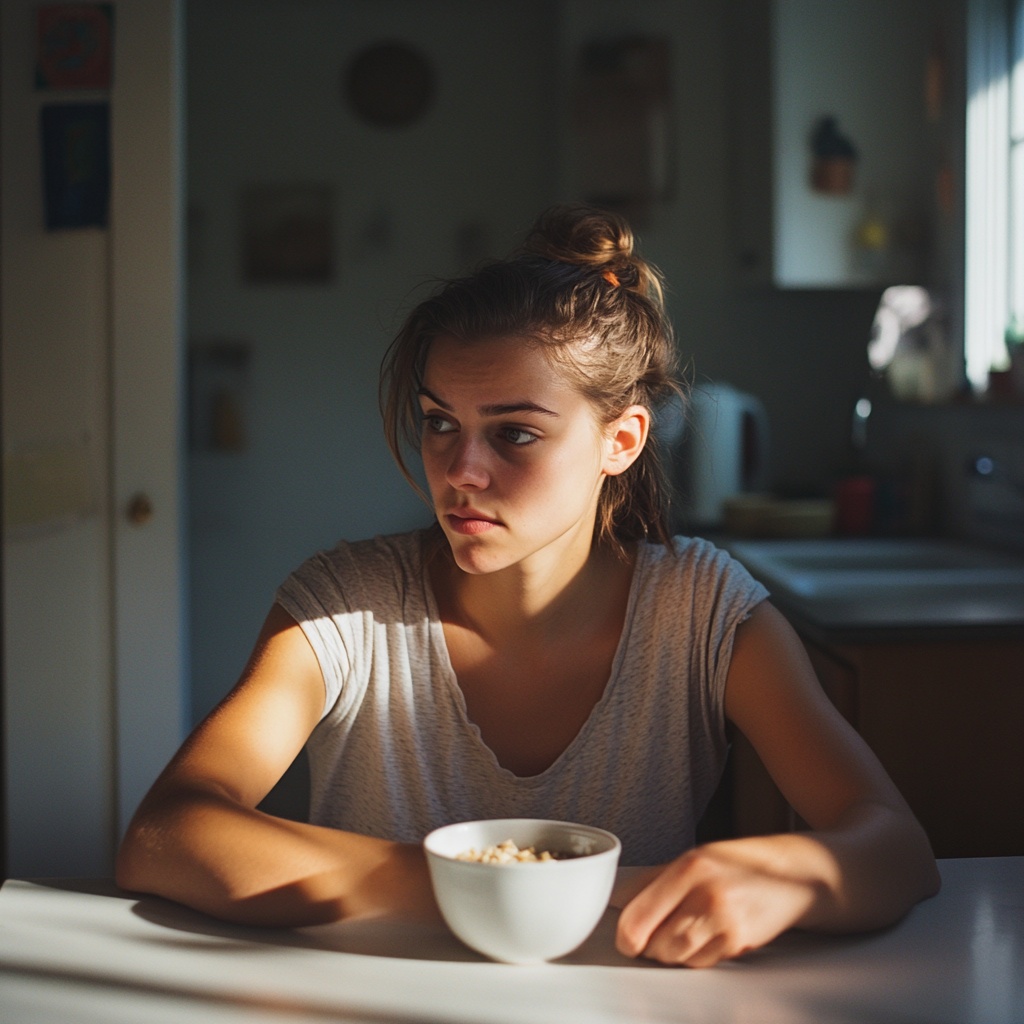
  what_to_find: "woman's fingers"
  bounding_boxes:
[615,854,711,958]
[615,860,690,956]
[636,907,704,965]
[615,842,806,966]
[620,899,741,968]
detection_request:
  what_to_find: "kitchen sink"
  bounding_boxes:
[727,538,1024,596]
[724,537,1024,631]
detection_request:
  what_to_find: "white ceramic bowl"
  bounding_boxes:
[423,818,621,964]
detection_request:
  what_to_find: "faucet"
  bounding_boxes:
[851,397,872,452]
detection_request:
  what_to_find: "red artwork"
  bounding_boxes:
[36,5,114,90]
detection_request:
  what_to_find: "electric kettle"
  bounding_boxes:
[664,382,770,529]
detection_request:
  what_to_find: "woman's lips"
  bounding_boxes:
[446,511,500,536]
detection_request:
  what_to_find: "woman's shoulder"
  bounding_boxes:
[637,534,768,598]
[304,527,427,568]
[640,533,739,569]
[279,528,431,613]
[328,528,427,564]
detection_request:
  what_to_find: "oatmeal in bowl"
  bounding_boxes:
[423,818,621,964]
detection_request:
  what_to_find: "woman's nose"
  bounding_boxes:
[445,435,490,490]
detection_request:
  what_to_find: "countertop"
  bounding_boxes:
[716,534,1024,643]
[751,585,1024,645]
[2,858,1022,1023]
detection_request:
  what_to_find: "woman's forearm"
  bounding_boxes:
[616,800,939,965]
[701,799,940,936]
[788,799,941,933]
[115,785,439,927]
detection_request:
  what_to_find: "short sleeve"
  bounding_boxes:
[276,550,359,719]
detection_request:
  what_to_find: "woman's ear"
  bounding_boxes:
[603,405,650,477]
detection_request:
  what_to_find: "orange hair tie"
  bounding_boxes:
[602,269,620,287]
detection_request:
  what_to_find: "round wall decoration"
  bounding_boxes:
[345,42,435,128]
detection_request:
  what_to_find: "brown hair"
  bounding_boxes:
[379,203,683,554]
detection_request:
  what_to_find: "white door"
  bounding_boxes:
[109,0,187,835]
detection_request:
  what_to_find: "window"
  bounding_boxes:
[1011,1,1024,343]
[966,0,1024,389]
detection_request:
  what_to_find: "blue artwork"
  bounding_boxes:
[40,102,110,230]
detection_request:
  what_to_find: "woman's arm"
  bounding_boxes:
[616,600,940,967]
[115,604,439,927]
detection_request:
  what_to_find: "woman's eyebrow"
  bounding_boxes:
[480,401,559,418]
[417,387,559,418]
[417,387,452,410]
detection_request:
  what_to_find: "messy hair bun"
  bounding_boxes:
[381,203,682,553]
[520,203,665,307]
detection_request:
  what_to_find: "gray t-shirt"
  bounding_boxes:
[276,530,767,865]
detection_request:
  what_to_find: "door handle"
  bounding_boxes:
[126,492,154,525]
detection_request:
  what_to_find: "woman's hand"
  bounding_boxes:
[615,837,825,967]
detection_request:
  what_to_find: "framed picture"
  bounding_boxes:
[571,36,674,225]
[241,184,334,284]
[188,340,251,452]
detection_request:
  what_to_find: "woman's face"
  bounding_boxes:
[418,334,616,577]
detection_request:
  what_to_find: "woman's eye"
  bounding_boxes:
[424,415,456,434]
[502,427,537,446]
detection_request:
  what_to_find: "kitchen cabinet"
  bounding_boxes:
[731,631,1024,857]
[727,0,950,289]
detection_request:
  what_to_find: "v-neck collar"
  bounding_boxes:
[418,531,648,783]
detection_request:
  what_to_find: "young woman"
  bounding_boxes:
[116,204,939,967]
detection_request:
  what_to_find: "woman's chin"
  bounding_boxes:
[450,550,508,576]
[444,536,512,576]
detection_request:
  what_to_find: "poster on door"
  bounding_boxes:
[35,4,114,91]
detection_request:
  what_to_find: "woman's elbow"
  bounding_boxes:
[884,805,941,915]
[114,816,157,893]
[910,821,942,902]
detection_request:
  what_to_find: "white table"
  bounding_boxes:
[1,858,1022,1023]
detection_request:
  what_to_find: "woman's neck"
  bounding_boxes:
[431,535,634,647]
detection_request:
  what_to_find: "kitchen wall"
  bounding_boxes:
[187,0,554,718]
[863,398,1024,551]
[186,0,899,722]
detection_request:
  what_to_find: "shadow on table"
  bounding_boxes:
[41,878,863,970]
[127,884,863,970]
[127,889,658,966]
